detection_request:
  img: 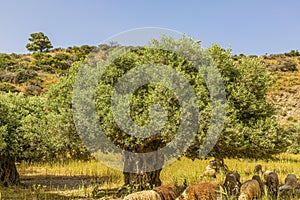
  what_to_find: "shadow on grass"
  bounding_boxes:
[0,175,121,199]
[20,175,112,190]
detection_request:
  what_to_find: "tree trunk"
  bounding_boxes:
[0,155,19,186]
[121,138,164,193]
[123,169,162,190]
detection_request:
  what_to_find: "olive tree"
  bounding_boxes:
[0,93,43,186]
[0,97,19,186]
[0,85,89,186]
[72,36,290,191]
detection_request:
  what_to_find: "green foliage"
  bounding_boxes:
[66,45,96,61]
[54,52,71,61]
[72,36,289,160]
[202,45,289,159]
[0,126,8,152]
[0,71,14,83]
[282,61,298,71]
[0,70,37,84]
[15,70,37,83]
[0,53,37,73]
[0,89,90,162]
[32,52,71,71]
[0,45,96,99]
[285,123,300,154]
[95,48,187,150]
[0,82,18,92]
[285,50,300,57]
[0,54,17,70]
[0,92,36,157]
[29,62,92,161]
[26,32,53,52]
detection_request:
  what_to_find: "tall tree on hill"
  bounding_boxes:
[26,32,53,52]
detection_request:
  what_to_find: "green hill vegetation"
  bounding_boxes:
[0,45,96,95]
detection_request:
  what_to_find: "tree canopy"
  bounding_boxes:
[26,32,53,52]
[88,37,289,160]
[70,36,292,190]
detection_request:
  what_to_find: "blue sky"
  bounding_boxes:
[1,0,300,55]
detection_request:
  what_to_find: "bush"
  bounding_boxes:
[80,45,96,54]
[0,71,15,83]
[282,61,298,72]
[0,54,17,70]
[0,82,18,92]
[32,52,73,71]
[54,53,71,61]
[285,50,300,57]
[269,61,298,72]
[286,123,300,154]
[24,84,42,96]
[66,45,96,61]
[15,70,37,84]
[32,52,51,61]
[32,52,52,71]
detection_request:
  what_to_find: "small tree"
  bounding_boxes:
[26,32,53,52]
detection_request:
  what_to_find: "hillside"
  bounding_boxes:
[0,47,299,125]
[0,45,96,95]
[264,53,300,125]
[232,51,300,125]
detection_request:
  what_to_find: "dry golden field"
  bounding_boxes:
[0,153,299,199]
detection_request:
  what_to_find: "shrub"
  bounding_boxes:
[24,84,42,96]
[65,45,96,61]
[74,52,85,61]
[32,52,51,61]
[53,53,71,61]
[15,70,37,84]
[0,82,18,92]
[285,50,300,57]
[32,52,73,71]
[286,123,300,154]
[80,45,96,54]
[0,71,15,83]
[282,61,298,72]
[0,54,17,70]
[269,61,298,72]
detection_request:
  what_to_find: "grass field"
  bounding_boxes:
[0,153,300,199]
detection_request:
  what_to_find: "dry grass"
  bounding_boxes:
[266,60,300,124]
[1,154,299,199]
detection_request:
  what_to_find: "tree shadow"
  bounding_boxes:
[7,175,123,199]
[20,175,112,190]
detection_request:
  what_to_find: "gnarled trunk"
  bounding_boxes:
[0,155,19,186]
[123,153,163,192]
[121,139,164,193]
[123,169,162,191]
